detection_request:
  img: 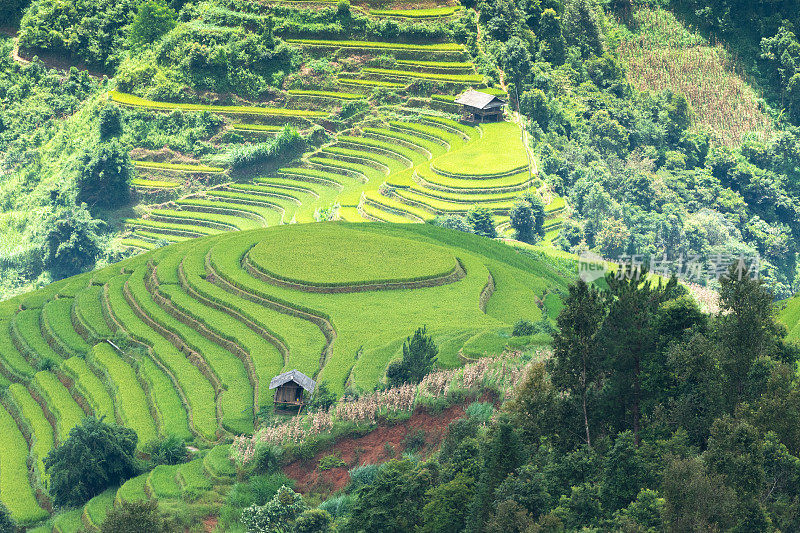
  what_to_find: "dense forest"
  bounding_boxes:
[0,0,800,531]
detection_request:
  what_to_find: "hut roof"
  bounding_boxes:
[269,369,316,393]
[454,90,506,110]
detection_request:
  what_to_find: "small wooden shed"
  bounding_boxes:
[454,89,506,122]
[269,369,316,409]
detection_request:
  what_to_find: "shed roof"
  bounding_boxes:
[454,89,506,110]
[269,369,316,393]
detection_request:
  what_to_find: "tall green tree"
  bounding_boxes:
[548,279,606,447]
[38,206,104,280]
[44,417,138,507]
[716,262,787,409]
[75,140,133,209]
[600,267,677,445]
[386,327,439,385]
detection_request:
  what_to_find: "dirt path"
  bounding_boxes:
[9,36,106,78]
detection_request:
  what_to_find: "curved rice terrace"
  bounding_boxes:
[0,222,572,525]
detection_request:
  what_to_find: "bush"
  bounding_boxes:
[44,417,139,507]
[101,500,171,533]
[318,494,355,521]
[0,502,15,533]
[99,105,123,141]
[309,382,336,412]
[213,126,305,169]
[348,464,381,489]
[129,0,177,47]
[466,401,495,423]
[75,140,134,209]
[318,454,346,471]
[294,508,334,533]
[241,485,307,532]
[513,320,536,336]
[143,435,187,466]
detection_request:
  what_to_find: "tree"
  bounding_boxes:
[38,206,104,280]
[241,485,308,533]
[716,262,790,409]
[466,206,497,238]
[594,216,630,258]
[509,202,535,243]
[99,104,123,141]
[386,327,438,386]
[0,502,15,533]
[129,0,177,47]
[294,509,334,533]
[661,457,737,532]
[599,268,677,445]
[599,431,652,513]
[548,279,606,447]
[420,473,476,533]
[101,500,171,533]
[44,417,138,507]
[538,9,566,65]
[75,140,134,209]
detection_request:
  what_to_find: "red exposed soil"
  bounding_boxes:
[283,404,466,495]
[202,516,218,533]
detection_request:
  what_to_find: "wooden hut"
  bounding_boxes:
[269,370,316,410]
[454,89,506,122]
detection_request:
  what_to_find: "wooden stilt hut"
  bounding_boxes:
[269,369,316,412]
[454,89,506,122]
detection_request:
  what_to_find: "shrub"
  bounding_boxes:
[99,104,123,140]
[348,464,381,489]
[129,0,177,47]
[466,401,495,423]
[241,485,307,532]
[294,508,334,533]
[402,429,426,452]
[101,500,171,533]
[309,382,337,412]
[318,494,355,521]
[513,320,536,336]
[75,140,134,209]
[386,327,439,386]
[318,454,346,471]
[0,502,15,533]
[143,435,187,466]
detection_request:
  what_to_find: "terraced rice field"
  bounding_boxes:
[0,223,574,523]
[780,295,800,342]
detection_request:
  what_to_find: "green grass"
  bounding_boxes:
[133,161,225,173]
[115,472,149,505]
[109,90,328,117]
[105,275,217,440]
[231,123,285,132]
[370,5,463,17]
[287,89,363,100]
[89,344,159,447]
[130,178,180,188]
[83,487,116,530]
[248,224,455,287]
[14,308,63,365]
[0,404,48,525]
[0,320,36,379]
[137,355,192,440]
[779,295,800,342]
[176,198,282,226]
[42,298,91,356]
[33,371,85,443]
[360,203,417,223]
[390,120,466,146]
[8,384,54,481]
[148,208,263,231]
[397,60,474,69]
[74,286,115,340]
[287,39,463,51]
[177,459,213,492]
[210,188,304,205]
[431,122,528,177]
[414,165,532,191]
[203,444,236,480]
[147,464,182,499]
[362,68,482,83]
[121,238,159,250]
[125,218,221,236]
[62,356,115,421]
[53,508,84,533]
[338,78,405,89]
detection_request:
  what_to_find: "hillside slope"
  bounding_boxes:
[0,222,571,524]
